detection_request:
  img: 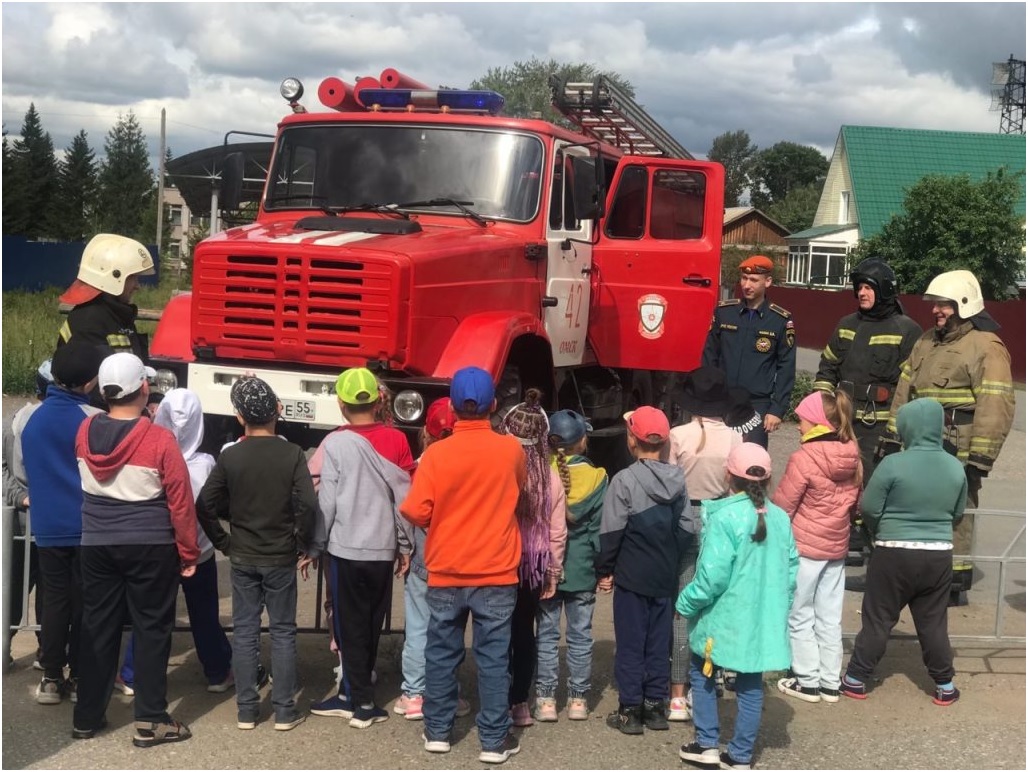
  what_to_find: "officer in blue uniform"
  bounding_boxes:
[702,255,796,448]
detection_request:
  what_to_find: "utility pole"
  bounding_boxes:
[156,108,166,262]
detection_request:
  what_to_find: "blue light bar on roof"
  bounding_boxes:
[358,88,505,115]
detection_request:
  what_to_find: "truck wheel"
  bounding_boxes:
[491,365,522,429]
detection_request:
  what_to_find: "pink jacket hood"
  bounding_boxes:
[771,434,861,560]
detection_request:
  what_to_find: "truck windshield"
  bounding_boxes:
[265,125,545,223]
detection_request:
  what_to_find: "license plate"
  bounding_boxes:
[281,398,317,422]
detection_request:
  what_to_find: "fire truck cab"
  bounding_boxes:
[150,71,725,453]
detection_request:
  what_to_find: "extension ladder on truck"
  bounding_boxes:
[549,74,693,160]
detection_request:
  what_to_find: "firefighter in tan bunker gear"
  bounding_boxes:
[878,270,1015,605]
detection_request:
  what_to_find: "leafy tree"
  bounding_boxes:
[853,169,1024,300]
[96,111,155,241]
[53,130,98,242]
[708,130,756,207]
[5,104,59,238]
[749,141,828,210]
[766,183,822,233]
[470,58,634,128]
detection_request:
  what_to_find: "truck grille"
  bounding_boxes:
[194,250,403,366]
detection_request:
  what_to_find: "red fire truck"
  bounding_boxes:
[150,69,725,455]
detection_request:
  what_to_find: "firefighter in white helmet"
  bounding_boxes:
[877,269,1015,605]
[56,234,155,360]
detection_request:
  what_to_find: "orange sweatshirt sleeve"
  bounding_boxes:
[400,453,436,528]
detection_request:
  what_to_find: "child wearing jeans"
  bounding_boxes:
[596,407,692,735]
[667,367,758,719]
[198,376,317,732]
[395,398,470,721]
[772,389,861,704]
[533,410,608,722]
[678,443,797,771]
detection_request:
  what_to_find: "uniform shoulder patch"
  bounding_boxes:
[769,303,791,318]
[718,298,741,307]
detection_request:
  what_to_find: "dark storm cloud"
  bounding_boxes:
[872,3,1026,91]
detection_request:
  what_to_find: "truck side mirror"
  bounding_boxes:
[570,156,605,221]
[220,152,245,211]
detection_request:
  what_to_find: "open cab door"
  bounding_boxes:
[588,157,724,372]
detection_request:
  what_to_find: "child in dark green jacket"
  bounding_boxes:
[842,398,968,706]
[533,410,608,722]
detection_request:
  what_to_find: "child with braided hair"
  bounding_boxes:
[677,443,798,771]
[533,410,608,722]
[498,388,568,728]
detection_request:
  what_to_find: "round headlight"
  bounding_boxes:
[393,390,425,423]
[280,77,304,102]
[154,368,178,394]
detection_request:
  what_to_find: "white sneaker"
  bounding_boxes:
[668,696,692,721]
[423,733,451,753]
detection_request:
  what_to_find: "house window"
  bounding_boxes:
[809,246,849,287]
[838,191,850,223]
[168,206,183,227]
[787,245,809,284]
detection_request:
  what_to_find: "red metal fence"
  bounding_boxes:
[771,286,1026,382]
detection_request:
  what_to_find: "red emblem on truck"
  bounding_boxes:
[638,294,668,340]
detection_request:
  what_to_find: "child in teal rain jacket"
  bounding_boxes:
[677,443,798,771]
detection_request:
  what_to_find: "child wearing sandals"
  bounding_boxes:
[678,443,797,771]
[533,410,608,722]
[498,389,568,728]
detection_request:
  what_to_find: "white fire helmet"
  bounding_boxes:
[59,234,156,305]
[923,270,984,319]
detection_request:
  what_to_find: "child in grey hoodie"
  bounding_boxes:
[596,407,694,736]
[306,428,414,729]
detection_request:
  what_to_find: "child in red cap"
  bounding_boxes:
[596,406,693,735]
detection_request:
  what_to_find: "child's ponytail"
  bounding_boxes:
[729,472,771,543]
[823,389,862,487]
[549,434,572,496]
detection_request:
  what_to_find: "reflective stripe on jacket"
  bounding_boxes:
[886,321,1015,471]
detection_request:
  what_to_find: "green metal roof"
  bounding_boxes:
[842,126,1026,237]
[787,223,856,240]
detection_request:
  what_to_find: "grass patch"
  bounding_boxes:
[2,278,183,395]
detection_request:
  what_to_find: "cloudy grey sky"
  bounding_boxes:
[2,2,1025,165]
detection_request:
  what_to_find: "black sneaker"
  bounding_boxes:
[36,676,64,705]
[642,698,669,730]
[680,741,720,767]
[606,704,644,735]
[776,677,820,703]
[71,717,108,740]
[932,685,960,706]
[349,704,388,729]
[820,687,840,704]
[478,732,521,764]
[719,750,752,770]
[840,677,868,700]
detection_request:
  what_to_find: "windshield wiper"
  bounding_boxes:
[324,202,411,219]
[265,194,335,216]
[394,198,488,227]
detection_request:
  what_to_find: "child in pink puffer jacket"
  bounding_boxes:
[772,389,861,704]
